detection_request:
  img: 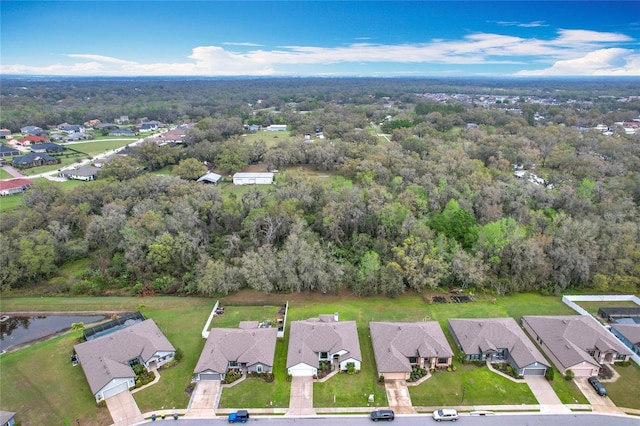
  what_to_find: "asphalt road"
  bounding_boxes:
[139,413,639,426]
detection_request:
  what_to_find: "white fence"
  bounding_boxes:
[562,294,640,366]
[201,300,219,339]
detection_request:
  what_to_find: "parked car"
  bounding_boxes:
[433,408,458,421]
[228,410,250,423]
[370,409,395,421]
[588,376,607,396]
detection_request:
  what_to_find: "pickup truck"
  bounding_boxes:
[228,410,250,423]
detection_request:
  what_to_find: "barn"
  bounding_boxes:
[232,172,274,185]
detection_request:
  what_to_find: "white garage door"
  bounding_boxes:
[288,364,316,377]
[199,373,222,381]
[523,368,546,376]
[102,380,129,399]
[571,367,596,377]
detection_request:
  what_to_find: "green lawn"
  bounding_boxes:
[0,292,595,425]
[408,363,537,407]
[242,130,297,148]
[575,300,639,317]
[0,193,25,212]
[67,139,135,156]
[0,167,13,179]
[546,369,588,404]
[607,363,640,410]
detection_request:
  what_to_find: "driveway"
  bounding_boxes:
[524,375,571,413]
[1,165,24,178]
[384,380,416,414]
[574,377,624,414]
[188,380,221,410]
[287,376,315,416]
[105,391,144,426]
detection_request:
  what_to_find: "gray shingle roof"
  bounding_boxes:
[370,322,453,374]
[286,317,361,369]
[521,315,632,370]
[612,324,640,345]
[449,318,548,369]
[194,327,278,375]
[74,319,175,394]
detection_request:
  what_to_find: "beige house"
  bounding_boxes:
[522,315,632,377]
[193,322,277,381]
[74,319,175,402]
[287,313,361,377]
[370,321,453,380]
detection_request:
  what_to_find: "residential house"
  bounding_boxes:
[114,115,130,125]
[84,119,102,128]
[449,318,549,376]
[148,128,186,145]
[109,128,136,137]
[20,125,43,135]
[0,178,34,196]
[370,321,453,380]
[196,172,222,184]
[17,135,49,146]
[287,313,361,376]
[12,153,59,169]
[64,132,92,142]
[248,124,261,132]
[60,124,84,133]
[0,145,20,157]
[193,323,278,381]
[95,123,120,131]
[521,315,632,377]
[610,324,640,356]
[74,319,175,402]
[0,411,16,426]
[232,172,274,185]
[139,122,158,132]
[0,129,12,139]
[59,166,99,181]
[30,143,66,154]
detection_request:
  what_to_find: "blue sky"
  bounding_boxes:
[1,1,639,77]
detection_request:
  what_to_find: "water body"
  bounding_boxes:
[0,314,106,352]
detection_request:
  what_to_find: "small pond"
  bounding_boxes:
[0,314,107,352]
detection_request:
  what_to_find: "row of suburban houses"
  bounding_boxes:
[72,307,634,404]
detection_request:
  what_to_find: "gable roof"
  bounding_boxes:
[370,322,453,373]
[194,326,277,375]
[31,143,66,152]
[12,152,56,165]
[197,172,222,183]
[74,319,175,394]
[18,135,48,144]
[0,178,34,192]
[60,165,99,178]
[0,145,20,155]
[287,316,361,369]
[612,324,640,345]
[449,318,548,369]
[522,315,632,370]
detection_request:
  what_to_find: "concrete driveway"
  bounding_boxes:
[287,376,315,416]
[384,380,416,414]
[105,391,144,426]
[524,375,571,413]
[574,377,624,414]
[186,381,220,416]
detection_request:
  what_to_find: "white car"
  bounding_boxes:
[433,408,458,421]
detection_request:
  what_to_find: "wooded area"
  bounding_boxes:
[1,77,639,297]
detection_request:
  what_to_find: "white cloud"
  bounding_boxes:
[517,48,640,76]
[1,29,636,76]
[493,20,548,28]
[222,42,262,47]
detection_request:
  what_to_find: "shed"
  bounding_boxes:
[233,172,274,185]
[197,172,222,184]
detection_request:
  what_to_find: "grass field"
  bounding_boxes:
[0,167,13,179]
[68,139,135,156]
[0,193,24,212]
[0,291,637,426]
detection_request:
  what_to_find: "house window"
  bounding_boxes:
[256,365,263,373]
[319,352,329,360]
[468,354,480,361]
[228,361,238,368]
[615,353,627,361]
[437,358,448,365]
[408,357,418,364]
[587,350,596,357]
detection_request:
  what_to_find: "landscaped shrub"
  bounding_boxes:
[223,370,242,384]
[174,348,184,362]
[378,375,385,384]
[263,372,274,382]
[346,362,357,375]
[286,374,293,382]
[565,369,574,381]
[545,368,554,381]
[616,361,632,367]
[408,365,428,382]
